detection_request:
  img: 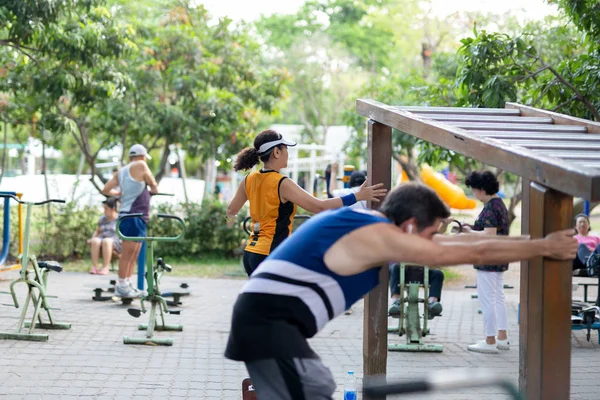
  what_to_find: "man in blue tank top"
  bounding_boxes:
[102,144,158,298]
[225,182,578,399]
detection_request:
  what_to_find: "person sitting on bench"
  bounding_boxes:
[573,213,600,277]
[388,264,444,319]
[88,197,122,275]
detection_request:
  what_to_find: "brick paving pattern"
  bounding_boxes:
[0,265,599,399]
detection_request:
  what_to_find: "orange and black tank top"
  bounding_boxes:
[244,170,297,256]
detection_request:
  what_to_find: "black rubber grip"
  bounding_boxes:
[363,381,431,396]
[0,194,65,205]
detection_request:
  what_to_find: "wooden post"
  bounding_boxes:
[364,120,392,399]
[519,178,531,391]
[519,182,572,400]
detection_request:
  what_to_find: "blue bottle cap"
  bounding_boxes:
[348,371,354,375]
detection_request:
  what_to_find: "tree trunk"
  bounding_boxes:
[154,139,170,184]
[392,153,421,182]
[507,177,522,226]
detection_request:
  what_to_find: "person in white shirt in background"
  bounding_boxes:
[328,163,367,210]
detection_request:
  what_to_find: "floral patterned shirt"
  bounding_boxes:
[473,197,510,272]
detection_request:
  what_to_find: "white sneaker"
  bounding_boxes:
[467,340,499,354]
[115,283,141,298]
[127,279,147,295]
[496,339,510,350]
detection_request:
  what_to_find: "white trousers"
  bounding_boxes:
[476,270,508,337]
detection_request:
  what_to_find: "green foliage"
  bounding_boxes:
[35,203,100,260]
[0,0,288,187]
[150,199,248,258]
[554,0,600,42]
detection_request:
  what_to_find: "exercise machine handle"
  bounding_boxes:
[116,213,185,242]
[0,193,65,206]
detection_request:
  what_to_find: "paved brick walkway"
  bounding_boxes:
[0,267,599,399]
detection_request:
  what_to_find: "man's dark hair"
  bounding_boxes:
[349,171,366,188]
[379,182,450,231]
[465,171,499,195]
[102,197,118,210]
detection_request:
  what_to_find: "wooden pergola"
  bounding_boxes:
[359,99,600,400]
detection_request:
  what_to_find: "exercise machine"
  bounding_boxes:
[117,213,186,346]
[388,264,443,352]
[0,194,70,341]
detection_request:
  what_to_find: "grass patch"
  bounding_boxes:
[61,254,244,279]
[439,267,462,282]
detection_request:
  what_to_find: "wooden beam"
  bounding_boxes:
[364,120,392,400]
[520,182,572,400]
[502,141,600,151]
[398,106,521,116]
[444,122,586,132]
[531,150,600,160]
[474,131,600,142]
[356,99,599,201]
[506,102,600,134]
[414,115,552,124]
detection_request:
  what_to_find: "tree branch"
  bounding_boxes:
[0,40,44,71]
[515,65,550,82]
[553,95,578,113]
[547,65,600,121]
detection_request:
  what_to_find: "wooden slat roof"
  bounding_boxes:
[357,99,600,201]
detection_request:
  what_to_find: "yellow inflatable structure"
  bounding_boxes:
[400,165,477,210]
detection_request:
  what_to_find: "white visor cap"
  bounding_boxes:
[257,136,297,155]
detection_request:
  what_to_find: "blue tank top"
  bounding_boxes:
[225,207,391,361]
[118,163,150,222]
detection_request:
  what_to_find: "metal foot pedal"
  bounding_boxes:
[92,288,113,301]
[127,308,143,318]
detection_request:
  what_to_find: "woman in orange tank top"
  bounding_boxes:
[226,130,388,276]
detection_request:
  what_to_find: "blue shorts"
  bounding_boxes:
[118,217,147,242]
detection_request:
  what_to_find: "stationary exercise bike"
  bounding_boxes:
[0,194,71,341]
[117,213,186,346]
[387,264,443,352]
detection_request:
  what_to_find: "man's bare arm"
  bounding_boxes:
[143,163,158,194]
[433,233,530,244]
[324,223,577,276]
[102,175,120,197]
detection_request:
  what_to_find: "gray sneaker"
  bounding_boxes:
[388,299,401,317]
[115,283,141,298]
[128,280,147,297]
[427,302,443,319]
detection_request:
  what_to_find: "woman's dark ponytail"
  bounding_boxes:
[233,147,260,171]
[233,129,282,171]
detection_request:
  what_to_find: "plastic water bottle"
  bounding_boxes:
[344,371,357,400]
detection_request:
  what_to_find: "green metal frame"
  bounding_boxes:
[117,213,185,346]
[388,264,443,352]
[0,199,71,342]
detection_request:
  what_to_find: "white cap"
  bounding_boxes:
[257,136,296,155]
[128,144,152,159]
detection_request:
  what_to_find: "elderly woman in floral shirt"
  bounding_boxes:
[463,171,510,354]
